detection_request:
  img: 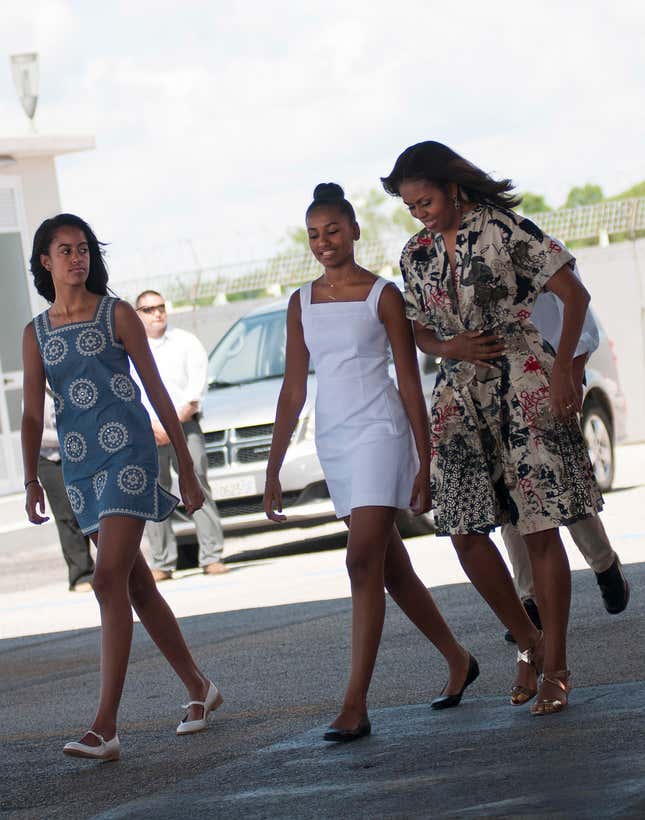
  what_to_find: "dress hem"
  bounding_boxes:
[335,502,411,519]
[434,501,604,537]
[80,486,179,536]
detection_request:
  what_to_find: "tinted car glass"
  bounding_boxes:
[208,310,287,386]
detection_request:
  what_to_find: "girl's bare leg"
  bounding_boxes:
[331,506,396,730]
[82,516,143,743]
[524,527,571,700]
[384,526,471,693]
[80,516,209,747]
[128,551,210,717]
[451,533,542,692]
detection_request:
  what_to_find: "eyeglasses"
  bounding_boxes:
[136,303,166,315]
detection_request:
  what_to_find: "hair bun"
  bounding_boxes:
[312,182,345,202]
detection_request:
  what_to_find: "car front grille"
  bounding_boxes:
[237,445,271,463]
[206,450,226,468]
[204,430,227,445]
[216,491,302,517]
[204,422,277,468]
[233,423,274,440]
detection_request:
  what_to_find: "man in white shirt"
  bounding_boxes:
[134,290,226,580]
[501,250,629,641]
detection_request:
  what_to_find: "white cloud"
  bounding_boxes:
[1,0,644,271]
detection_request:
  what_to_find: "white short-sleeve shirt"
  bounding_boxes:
[134,327,208,420]
[530,242,599,358]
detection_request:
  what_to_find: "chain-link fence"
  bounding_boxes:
[532,197,645,243]
[108,198,645,305]
[108,234,409,304]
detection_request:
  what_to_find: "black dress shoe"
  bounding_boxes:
[504,598,542,643]
[596,556,630,614]
[323,719,371,743]
[431,653,480,710]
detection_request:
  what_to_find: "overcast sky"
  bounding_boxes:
[2,0,644,273]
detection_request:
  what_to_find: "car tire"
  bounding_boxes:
[582,399,615,492]
[395,509,437,538]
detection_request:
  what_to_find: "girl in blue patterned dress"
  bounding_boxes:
[22,214,223,761]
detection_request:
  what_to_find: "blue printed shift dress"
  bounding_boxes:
[33,295,178,535]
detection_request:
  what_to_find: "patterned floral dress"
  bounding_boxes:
[400,204,602,536]
[33,296,178,535]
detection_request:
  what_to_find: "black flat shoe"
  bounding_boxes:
[431,654,480,710]
[596,557,630,614]
[323,719,371,743]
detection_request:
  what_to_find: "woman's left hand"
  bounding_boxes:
[179,469,205,516]
[410,467,432,516]
[550,361,581,420]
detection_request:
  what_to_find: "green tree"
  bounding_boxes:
[518,192,551,214]
[609,180,645,200]
[392,203,419,234]
[282,225,309,253]
[564,184,604,209]
[281,187,423,256]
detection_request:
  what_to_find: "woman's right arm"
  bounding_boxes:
[21,324,49,524]
[264,292,310,522]
[413,322,505,366]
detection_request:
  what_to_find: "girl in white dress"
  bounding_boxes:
[264,184,477,741]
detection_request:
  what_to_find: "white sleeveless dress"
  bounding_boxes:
[300,277,418,518]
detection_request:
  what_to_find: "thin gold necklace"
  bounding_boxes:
[322,266,360,301]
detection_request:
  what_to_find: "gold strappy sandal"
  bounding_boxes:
[530,670,571,716]
[510,631,544,706]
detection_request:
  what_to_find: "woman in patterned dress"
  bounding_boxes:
[381,142,602,714]
[22,214,223,760]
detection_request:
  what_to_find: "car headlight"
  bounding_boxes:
[300,412,316,441]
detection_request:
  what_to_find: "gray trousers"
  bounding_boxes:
[146,419,224,571]
[38,456,94,589]
[501,514,616,601]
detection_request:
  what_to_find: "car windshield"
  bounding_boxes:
[208,310,290,387]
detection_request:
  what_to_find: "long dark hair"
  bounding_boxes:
[381,141,521,210]
[30,214,109,303]
[306,182,357,223]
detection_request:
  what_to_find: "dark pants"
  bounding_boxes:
[38,456,94,589]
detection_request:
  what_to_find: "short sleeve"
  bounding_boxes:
[399,240,425,324]
[180,331,209,405]
[501,212,575,294]
[570,258,599,356]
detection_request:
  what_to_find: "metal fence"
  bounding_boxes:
[532,197,645,243]
[108,198,645,304]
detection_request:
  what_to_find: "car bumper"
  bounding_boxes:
[170,439,336,535]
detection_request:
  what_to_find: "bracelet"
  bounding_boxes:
[24,479,39,489]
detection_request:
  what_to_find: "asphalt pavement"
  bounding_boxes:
[1,445,644,819]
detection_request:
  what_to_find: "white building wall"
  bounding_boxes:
[5,155,61,242]
[575,238,645,442]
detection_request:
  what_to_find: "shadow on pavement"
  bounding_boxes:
[1,562,643,819]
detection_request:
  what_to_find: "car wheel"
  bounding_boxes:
[582,399,614,492]
[395,509,436,538]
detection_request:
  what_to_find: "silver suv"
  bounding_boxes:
[171,295,626,540]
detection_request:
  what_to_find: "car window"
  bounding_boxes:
[208,311,288,386]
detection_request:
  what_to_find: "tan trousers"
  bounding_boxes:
[501,514,616,601]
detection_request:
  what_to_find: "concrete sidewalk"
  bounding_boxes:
[93,681,645,820]
[1,444,644,818]
[1,563,643,819]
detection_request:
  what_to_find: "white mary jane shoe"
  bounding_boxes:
[63,730,120,761]
[176,681,223,735]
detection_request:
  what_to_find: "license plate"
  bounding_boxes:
[211,475,257,500]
